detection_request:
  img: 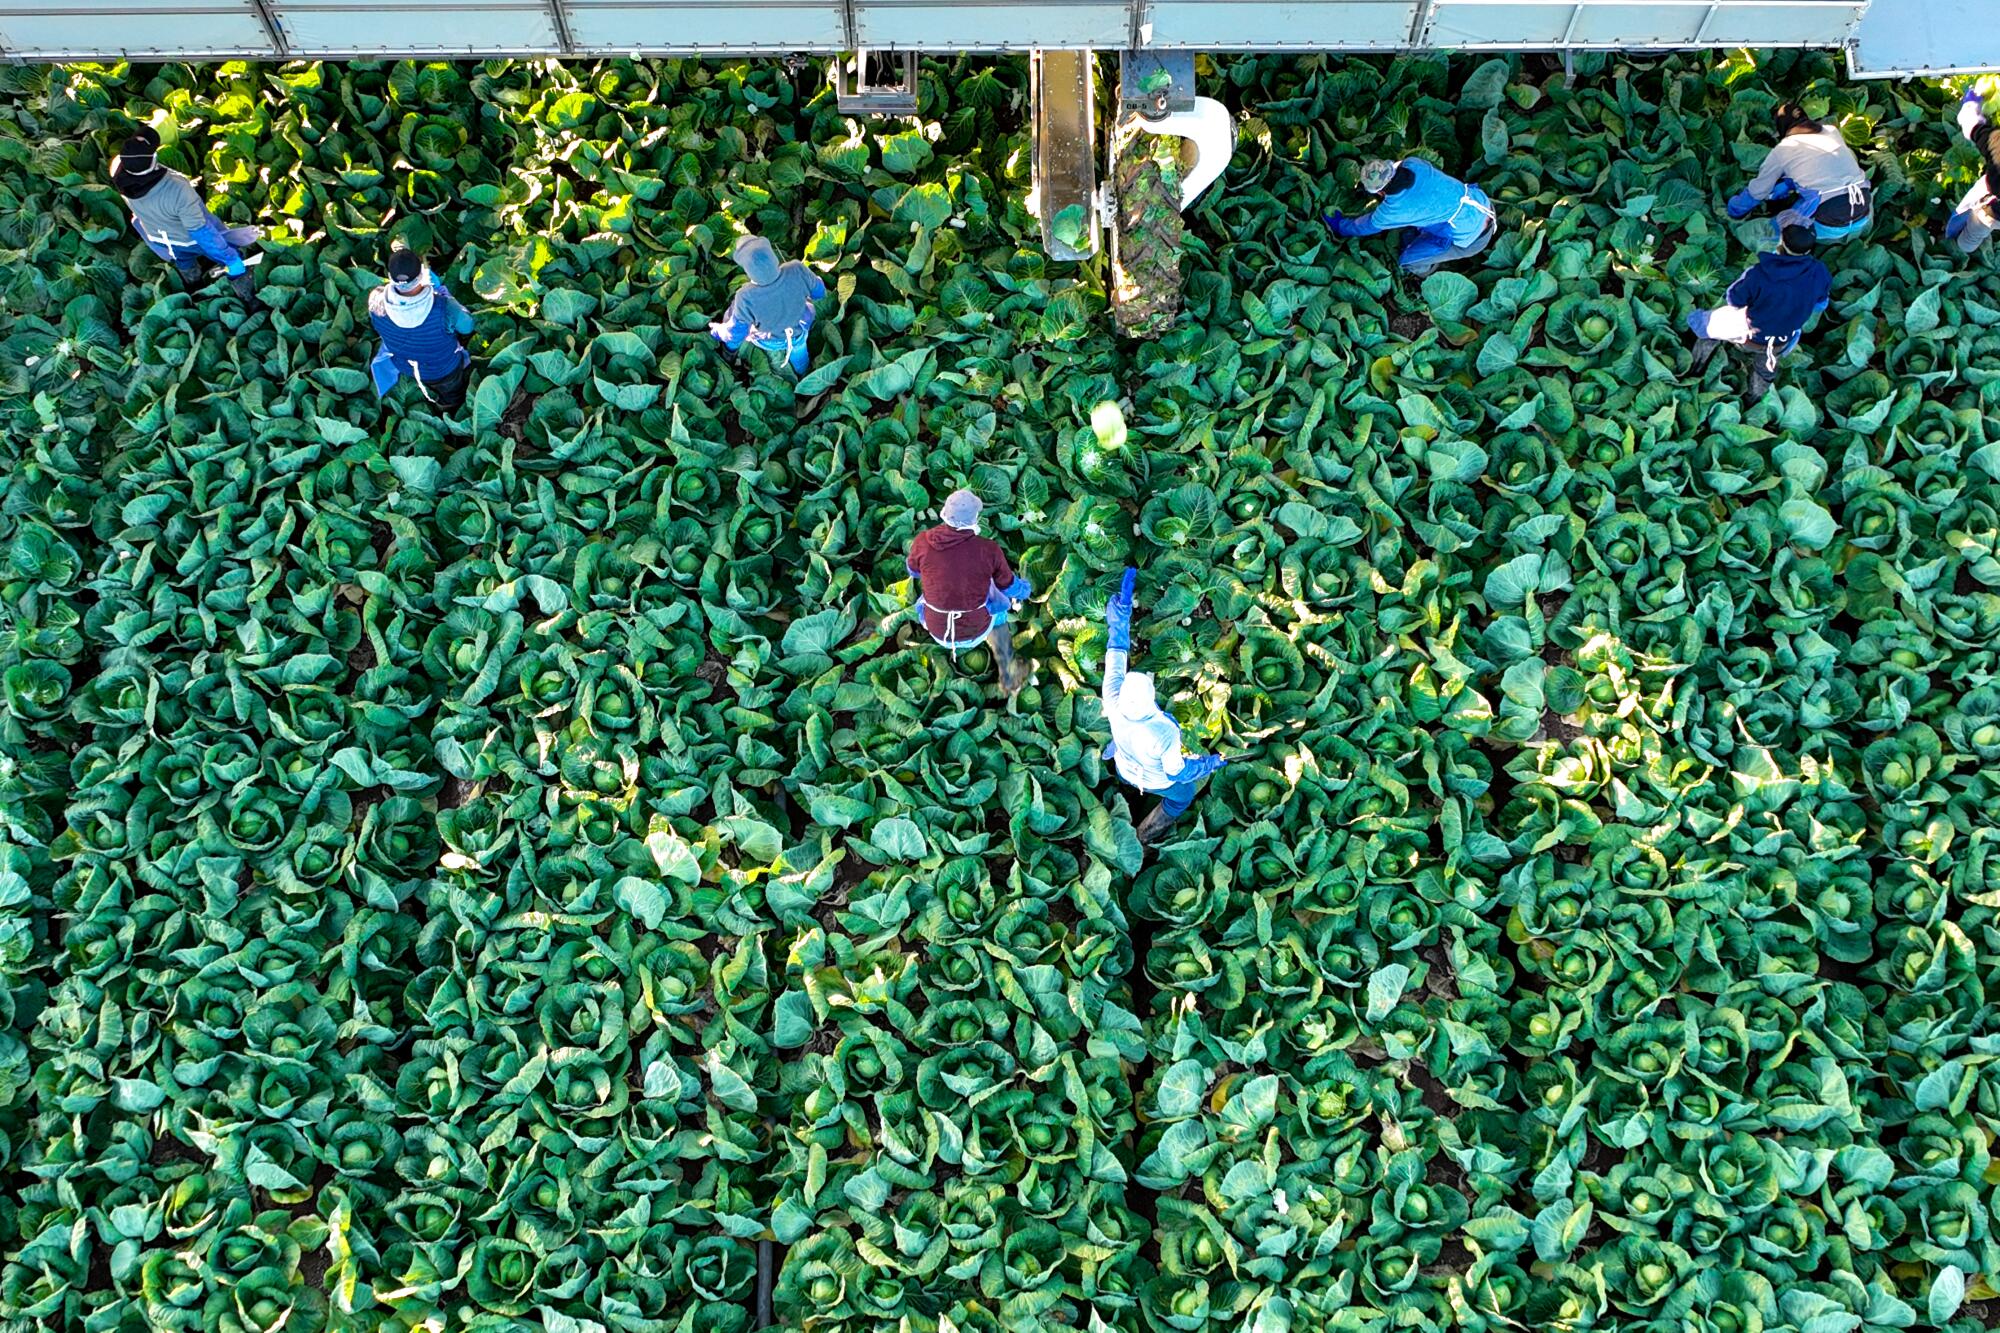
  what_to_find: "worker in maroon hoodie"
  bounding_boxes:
[906,489,1032,693]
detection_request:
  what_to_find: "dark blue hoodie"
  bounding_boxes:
[1726,250,1831,341]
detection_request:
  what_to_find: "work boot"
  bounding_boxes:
[1134,802,1180,845]
[1747,363,1777,399]
[989,622,1029,695]
[174,260,203,286]
[1689,337,1722,372]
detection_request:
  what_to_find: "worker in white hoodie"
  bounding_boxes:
[1101,568,1229,843]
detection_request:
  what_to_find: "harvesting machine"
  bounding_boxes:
[1,0,1992,332]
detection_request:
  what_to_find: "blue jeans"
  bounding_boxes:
[1813,213,1870,243]
[1153,774,1203,821]
[1400,220,1495,274]
[753,334,810,374]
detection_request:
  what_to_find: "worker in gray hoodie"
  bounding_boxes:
[1726,103,1872,243]
[109,126,261,306]
[708,236,826,374]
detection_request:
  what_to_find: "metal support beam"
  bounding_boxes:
[248,0,288,54]
[543,0,574,51]
[1690,0,1719,43]
[1406,0,1432,45]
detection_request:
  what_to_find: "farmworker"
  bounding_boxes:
[1687,212,1831,398]
[1101,568,1228,844]
[905,488,1032,693]
[1725,102,1872,243]
[1322,158,1497,276]
[1945,87,2000,257]
[709,235,826,374]
[368,249,476,411]
[108,125,261,306]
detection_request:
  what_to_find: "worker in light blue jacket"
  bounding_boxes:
[1324,158,1498,276]
[1102,568,1228,844]
[368,249,475,410]
[708,236,826,374]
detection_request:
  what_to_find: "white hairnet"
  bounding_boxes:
[1117,672,1160,721]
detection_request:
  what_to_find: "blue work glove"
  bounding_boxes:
[1947,209,1970,242]
[1766,179,1797,205]
[1725,190,1760,220]
[1106,568,1135,652]
[1002,575,1031,604]
[1966,86,1987,108]
[1323,211,1356,239]
[1187,755,1229,780]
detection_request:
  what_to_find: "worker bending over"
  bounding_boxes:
[1726,103,1872,243]
[1324,158,1497,276]
[709,236,826,374]
[906,489,1032,693]
[109,126,261,306]
[369,249,476,411]
[1947,87,2000,257]
[1688,212,1831,399]
[1102,569,1228,844]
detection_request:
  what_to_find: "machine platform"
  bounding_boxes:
[0,0,1989,68]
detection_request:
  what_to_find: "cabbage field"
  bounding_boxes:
[4,44,2000,1333]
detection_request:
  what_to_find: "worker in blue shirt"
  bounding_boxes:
[709,236,826,374]
[1323,158,1498,276]
[1687,213,1831,398]
[368,249,475,410]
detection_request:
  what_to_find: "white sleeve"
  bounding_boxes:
[1745,142,1793,201]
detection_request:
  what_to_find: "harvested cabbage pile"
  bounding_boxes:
[2,46,1999,1333]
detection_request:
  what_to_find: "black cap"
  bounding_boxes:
[110,130,166,197]
[386,250,424,283]
[1780,223,1818,255]
[117,133,160,167]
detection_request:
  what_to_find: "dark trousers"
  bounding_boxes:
[425,361,471,410]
